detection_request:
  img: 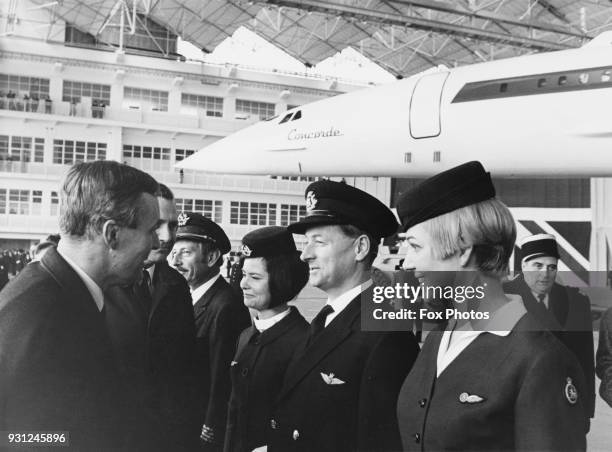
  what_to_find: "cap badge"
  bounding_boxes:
[177,212,190,227]
[306,191,317,211]
[241,244,252,257]
[564,377,578,405]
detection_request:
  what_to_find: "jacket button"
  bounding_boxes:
[419,398,427,407]
[414,433,420,443]
[241,368,248,376]
[292,429,300,441]
[270,419,278,430]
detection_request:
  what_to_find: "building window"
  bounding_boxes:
[123,144,171,171]
[230,201,277,225]
[32,190,42,215]
[0,189,5,214]
[280,204,306,226]
[7,189,30,215]
[175,148,195,162]
[270,176,317,182]
[0,74,50,98]
[0,136,44,162]
[124,87,168,111]
[62,80,111,104]
[50,191,59,216]
[236,99,276,120]
[181,93,223,117]
[53,139,106,164]
[176,198,222,223]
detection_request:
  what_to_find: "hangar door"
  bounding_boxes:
[409,72,449,138]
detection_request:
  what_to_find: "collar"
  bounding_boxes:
[530,290,549,308]
[454,294,527,336]
[191,273,221,305]
[253,307,291,332]
[57,249,104,312]
[325,279,373,325]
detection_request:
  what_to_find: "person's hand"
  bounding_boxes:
[200,424,215,443]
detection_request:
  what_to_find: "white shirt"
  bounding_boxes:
[253,308,291,332]
[324,279,373,327]
[58,249,105,312]
[191,273,221,305]
[436,294,527,377]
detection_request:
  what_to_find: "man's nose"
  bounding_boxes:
[300,243,313,262]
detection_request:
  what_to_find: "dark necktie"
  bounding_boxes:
[308,304,334,345]
[537,293,546,304]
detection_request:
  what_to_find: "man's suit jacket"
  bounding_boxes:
[148,261,199,451]
[224,306,309,452]
[397,314,588,451]
[105,261,199,452]
[504,275,595,418]
[194,275,251,446]
[269,288,420,452]
[0,247,124,451]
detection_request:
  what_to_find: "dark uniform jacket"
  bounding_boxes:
[148,261,199,451]
[0,247,124,451]
[194,275,252,447]
[269,288,420,452]
[225,306,309,452]
[504,275,595,418]
[397,314,588,451]
[105,261,198,451]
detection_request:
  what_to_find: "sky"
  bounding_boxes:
[177,26,396,85]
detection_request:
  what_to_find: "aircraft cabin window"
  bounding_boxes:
[280,113,293,124]
[538,78,547,88]
[602,70,611,82]
[499,83,508,93]
[292,110,302,120]
[558,75,567,86]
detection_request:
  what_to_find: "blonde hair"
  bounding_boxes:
[421,198,516,276]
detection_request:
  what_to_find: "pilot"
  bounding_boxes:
[268,179,419,452]
[395,161,588,451]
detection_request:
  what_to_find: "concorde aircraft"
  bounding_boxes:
[177,31,612,177]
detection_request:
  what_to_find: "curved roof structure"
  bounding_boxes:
[27,0,612,77]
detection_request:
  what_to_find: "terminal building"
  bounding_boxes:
[0,0,391,255]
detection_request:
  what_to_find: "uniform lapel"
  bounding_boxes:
[258,307,302,347]
[280,296,360,398]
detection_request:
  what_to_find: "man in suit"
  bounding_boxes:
[105,183,199,451]
[504,233,595,423]
[170,213,251,451]
[268,180,420,452]
[0,160,160,451]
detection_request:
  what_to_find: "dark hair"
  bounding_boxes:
[60,161,159,238]
[34,241,55,257]
[45,234,60,245]
[199,240,223,271]
[262,252,309,308]
[339,224,379,267]
[158,183,174,201]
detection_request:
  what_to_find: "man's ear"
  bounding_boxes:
[354,235,371,262]
[207,248,221,267]
[102,220,120,249]
[459,245,473,268]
